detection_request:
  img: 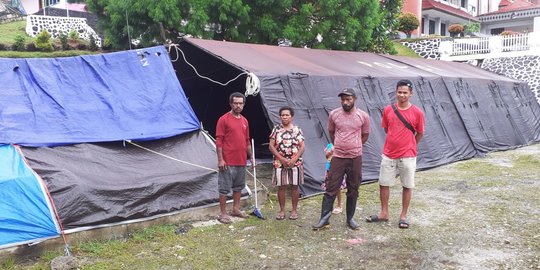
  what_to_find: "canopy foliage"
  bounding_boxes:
[87,0,388,52]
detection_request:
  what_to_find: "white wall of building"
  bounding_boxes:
[482,18,537,34]
[21,0,66,15]
[477,0,502,15]
[535,17,540,32]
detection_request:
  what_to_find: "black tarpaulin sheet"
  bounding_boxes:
[172,38,540,196]
[20,131,220,229]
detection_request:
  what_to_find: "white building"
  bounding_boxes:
[404,0,540,37]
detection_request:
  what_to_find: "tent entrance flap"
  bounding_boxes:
[170,41,272,158]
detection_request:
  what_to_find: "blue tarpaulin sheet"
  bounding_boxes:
[0,46,200,146]
[0,144,59,248]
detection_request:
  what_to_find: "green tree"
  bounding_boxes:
[87,0,382,52]
[88,0,216,49]
[242,0,292,45]
[282,0,381,51]
[398,12,419,38]
[369,0,402,54]
[206,0,250,41]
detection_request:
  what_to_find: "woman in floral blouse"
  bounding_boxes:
[269,106,305,220]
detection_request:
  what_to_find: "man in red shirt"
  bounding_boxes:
[366,79,425,229]
[312,88,370,230]
[216,92,254,224]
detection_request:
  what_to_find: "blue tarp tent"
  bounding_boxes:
[0,47,200,146]
[0,46,220,249]
[0,144,59,248]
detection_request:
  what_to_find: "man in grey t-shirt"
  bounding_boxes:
[312,88,370,230]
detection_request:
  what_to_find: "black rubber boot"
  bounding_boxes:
[311,194,335,230]
[346,197,360,230]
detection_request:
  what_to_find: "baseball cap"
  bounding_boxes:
[338,88,356,97]
[396,79,413,90]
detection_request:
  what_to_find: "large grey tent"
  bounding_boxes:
[170,38,540,196]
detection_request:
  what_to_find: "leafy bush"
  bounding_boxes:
[89,35,98,51]
[448,24,464,37]
[101,37,113,51]
[59,32,69,50]
[35,29,53,52]
[12,35,26,51]
[398,12,420,38]
[0,43,7,51]
[69,29,79,40]
[464,22,480,35]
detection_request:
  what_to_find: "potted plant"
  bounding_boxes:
[448,24,464,38]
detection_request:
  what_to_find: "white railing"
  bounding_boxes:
[501,33,529,52]
[439,32,540,61]
[451,37,490,56]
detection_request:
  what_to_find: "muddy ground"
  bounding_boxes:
[5,143,540,270]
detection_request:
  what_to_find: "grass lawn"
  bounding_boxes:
[392,41,420,58]
[0,20,32,45]
[2,144,539,269]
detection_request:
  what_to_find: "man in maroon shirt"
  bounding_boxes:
[366,79,425,229]
[312,88,370,230]
[216,92,254,224]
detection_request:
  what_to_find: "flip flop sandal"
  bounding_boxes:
[230,211,249,218]
[218,215,232,224]
[366,214,389,223]
[276,213,285,220]
[289,213,298,220]
[399,219,410,229]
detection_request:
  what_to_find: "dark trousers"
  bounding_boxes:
[325,156,362,198]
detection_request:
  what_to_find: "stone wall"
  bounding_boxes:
[26,14,101,47]
[481,56,540,103]
[403,38,540,104]
[401,39,441,60]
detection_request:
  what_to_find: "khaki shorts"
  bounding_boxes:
[378,155,416,188]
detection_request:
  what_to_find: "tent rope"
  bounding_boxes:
[14,145,71,256]
[125,140,218,173]
[167,44,260,96]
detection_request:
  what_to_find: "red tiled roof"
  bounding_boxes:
[422,0,479,21]
[482,0,540,15]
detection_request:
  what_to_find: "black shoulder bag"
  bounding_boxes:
[391,104,416,135]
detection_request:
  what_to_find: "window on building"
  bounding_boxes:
[421,18,425,34]
[461,0,467,8]
[491,28,504,35]
[429,20,435,35]
[46,0,60,6]
[441,23,447,36]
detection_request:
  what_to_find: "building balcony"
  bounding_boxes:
[439,32,540,61]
